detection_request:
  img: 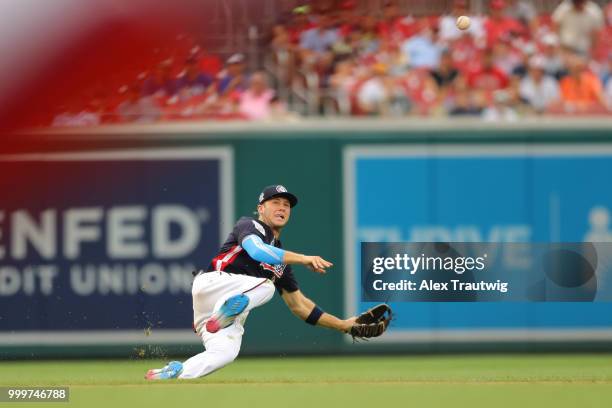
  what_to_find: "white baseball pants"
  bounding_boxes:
[179,271,275,379]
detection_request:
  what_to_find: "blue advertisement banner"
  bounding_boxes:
[0,148,233,346]
[344,145,612,342]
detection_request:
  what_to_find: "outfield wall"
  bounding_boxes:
[2,119,612,358]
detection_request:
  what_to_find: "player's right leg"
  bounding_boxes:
[205,275,275,333]
[145,272,275,380]
[205,293,250,333]
[192,272,275,335]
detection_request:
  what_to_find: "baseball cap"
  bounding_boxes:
[258,185,298,208]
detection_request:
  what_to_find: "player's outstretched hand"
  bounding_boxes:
[302,255,333,274]
[342,316,358,332]
[348,304,393,340]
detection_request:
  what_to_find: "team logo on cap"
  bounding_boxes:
[276,185,288,193]
[259,193,264,203]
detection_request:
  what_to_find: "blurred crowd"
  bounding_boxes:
[51,48,290,127]
[271,0,612,119]
[51,0,612,127]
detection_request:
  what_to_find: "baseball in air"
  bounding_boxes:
[456,15,471,30]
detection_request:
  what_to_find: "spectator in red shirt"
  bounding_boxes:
[335,1,360,38]
[449,30,483,73]
[484,0,525,49]
[377,1,416,42]
[468,48,510,93]
[593,3,612,62]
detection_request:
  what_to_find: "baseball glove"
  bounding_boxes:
[348,303,392,341]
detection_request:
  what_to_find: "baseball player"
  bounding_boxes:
[145,185,359,380]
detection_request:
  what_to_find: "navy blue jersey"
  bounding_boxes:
[206,217,299,294]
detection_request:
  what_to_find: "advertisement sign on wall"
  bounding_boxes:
[344,145,612,343]
[0,148,233,345]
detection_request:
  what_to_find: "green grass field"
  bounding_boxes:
[2,355,612,407]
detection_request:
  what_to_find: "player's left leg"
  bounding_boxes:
[145,361,183,380]
[145,321,244,380]
[178,320,244,379]
[145,313,247,381]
